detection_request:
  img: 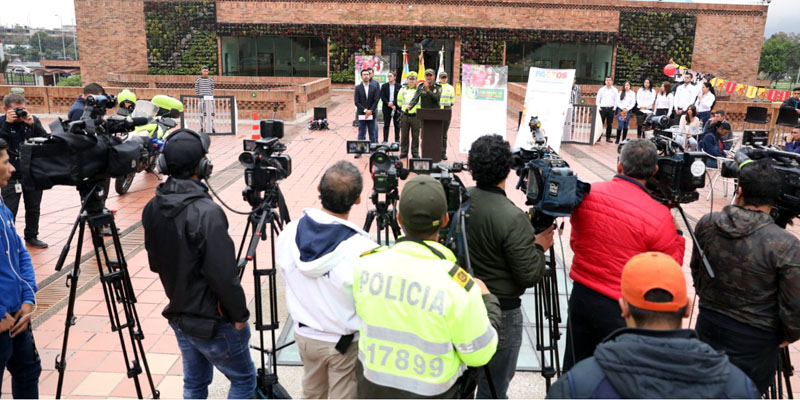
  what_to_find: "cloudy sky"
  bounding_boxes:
[3,0,798,36]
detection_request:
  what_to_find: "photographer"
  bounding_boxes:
[276,161,376,399]
[465,134,553,398]
[142,130,256,398]
[691,158,800,395]
[0,138,42,398]
[547,252,757,399]
[564,139,685,371]
[67,83,105,122]
[0,94,48,249]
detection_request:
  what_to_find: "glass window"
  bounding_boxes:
[506,42,612,85]
[221,36,328,77]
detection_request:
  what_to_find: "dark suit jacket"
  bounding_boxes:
[355,82,380,116]
[380,82,401,108]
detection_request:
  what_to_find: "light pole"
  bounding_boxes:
[55,14,66,59]
[72,18,77,59]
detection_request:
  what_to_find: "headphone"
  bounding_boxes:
[156,129,213,180]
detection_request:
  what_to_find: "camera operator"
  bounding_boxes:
[547,252,757,399]
[0,94,48,249]
[691,158,800,395]
[465,134,553,398]
[67,83,105,122]
[142,130,256,398]
[564,139,685,371]
[276,161,377,399]
[353,175,501,398]
[0,138,42,398]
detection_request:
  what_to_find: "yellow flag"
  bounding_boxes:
[710,77,719,87]
[745,85,758,99]
[714,79,726,93]
[757,88,768,100]
[735,83,747,97]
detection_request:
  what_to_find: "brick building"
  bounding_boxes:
[74,0,767,87]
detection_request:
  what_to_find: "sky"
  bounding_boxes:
[3,0,799,36]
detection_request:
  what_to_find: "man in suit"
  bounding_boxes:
[380,72,401,143]
[355,69,380,157]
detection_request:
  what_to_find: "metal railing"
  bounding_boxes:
[562,104,597,145]
[4,72,37,86]
[179,95,238,135]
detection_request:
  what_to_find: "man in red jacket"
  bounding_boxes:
[563,138,685,371]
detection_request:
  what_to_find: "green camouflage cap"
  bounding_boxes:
[425,69,435,76]
[399,175,447,232]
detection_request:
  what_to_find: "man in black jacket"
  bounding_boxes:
[142,129,256,399]
[691,157,800,395]
[0,94,48,248]
[380,71,401,143]
[546,252,758,399]
[355,69,380,149]
[465,134,553,398]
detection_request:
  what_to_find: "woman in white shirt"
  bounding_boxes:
[635,78,656,138]
[695,81,716,127]
[655,81,674,117]
[678,104,701,151]
[615,81,636,143]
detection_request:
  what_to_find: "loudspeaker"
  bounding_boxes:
[314,107,327,121]
[743,129,768,146]
[777,107,800,127]
[744,106,768,125]
[260,119,285,139]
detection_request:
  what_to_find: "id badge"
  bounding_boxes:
[14,183,22,194]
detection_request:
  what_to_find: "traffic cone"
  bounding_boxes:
[252,112,260,140]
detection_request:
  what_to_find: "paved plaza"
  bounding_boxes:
[2,90,799,398]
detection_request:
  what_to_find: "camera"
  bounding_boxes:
[239,137,292,208]
[513,121,591,233]
[644,113,673,138]
[14,107,28,119]
[619,137,707,206]
[409,158,468,213]
[347,141,408,194]
[721,146,800,227]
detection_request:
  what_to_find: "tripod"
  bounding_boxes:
[534,245,563,391]
[363,189,401,245]
[769,347,795,399]
[236,187,291,399]
[54,183,159,399]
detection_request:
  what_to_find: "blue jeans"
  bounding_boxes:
[170,321,256,399]
[358,118,378,143]
[698,111,711,127]
[0,326,42,398]
[477,307,523,399]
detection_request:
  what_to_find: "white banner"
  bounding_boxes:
[515,68,575,153]
[459,64,508,154]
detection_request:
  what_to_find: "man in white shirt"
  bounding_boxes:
[596,77,619,143]
[276,161,377,399]
[674,73,699,126]
[635,81,656,138]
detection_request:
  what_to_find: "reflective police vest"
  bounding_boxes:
[440,83,455,108]
[353,239,498,396]
[397,86,420,115]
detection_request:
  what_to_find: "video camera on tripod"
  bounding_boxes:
[721,146,800,228]
[347,140,409,193]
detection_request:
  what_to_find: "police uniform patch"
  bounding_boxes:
[448,264,475,292]
[360,246,387,257]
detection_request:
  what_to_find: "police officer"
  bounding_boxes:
[438,72,455,160]
[353,175,501,398]
[398,73,421,159]
[409,69,442,110]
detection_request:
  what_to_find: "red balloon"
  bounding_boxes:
[663,64,677,76]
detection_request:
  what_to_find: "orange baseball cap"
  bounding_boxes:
[621,252,688,312]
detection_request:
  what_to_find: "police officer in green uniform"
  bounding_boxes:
[410,69,442,110]
[353,175,501,398]
[438,72,455,160]
[398,73,421,158]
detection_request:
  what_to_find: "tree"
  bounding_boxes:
[759,32,800,85]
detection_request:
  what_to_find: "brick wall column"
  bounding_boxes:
[454,39,462,85]
[217,36,223,76]
[375,37,382,55]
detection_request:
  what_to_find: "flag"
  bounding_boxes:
[725,81,737,94]
[401,50,410,83]
[437,47,445,81]
[745,85,758,99]
[735,83,747,97]
[780,90,791,102]
[768,89,779,102]
[417,50,426,85]
[757,88,768,100]
[714,79,726,92]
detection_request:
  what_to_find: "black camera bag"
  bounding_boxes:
[107,135,145,177]
[20,132,108,190]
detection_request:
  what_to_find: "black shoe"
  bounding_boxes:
[354,154,361,159]
[25,237,48,249]
[605,138,612,143]
[441,154,448,160]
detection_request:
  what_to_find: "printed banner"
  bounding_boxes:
[355,55,389,84]
[514,67,576,153]
[459,64,508,154]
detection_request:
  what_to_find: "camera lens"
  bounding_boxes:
[239,152,255,167]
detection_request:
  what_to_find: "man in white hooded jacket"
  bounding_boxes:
[276,160,377,399]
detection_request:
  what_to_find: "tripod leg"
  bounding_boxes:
[55,217,86,399]
[364,210,376,242]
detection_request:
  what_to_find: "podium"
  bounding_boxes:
[418,108,452,162]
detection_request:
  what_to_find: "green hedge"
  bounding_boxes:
[144,1,217,75]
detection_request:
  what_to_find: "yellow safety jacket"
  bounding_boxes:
[440,83,455,108]
[353,238,498,397]
[397,86,420,115]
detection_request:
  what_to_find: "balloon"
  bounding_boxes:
[663,64,677,76]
